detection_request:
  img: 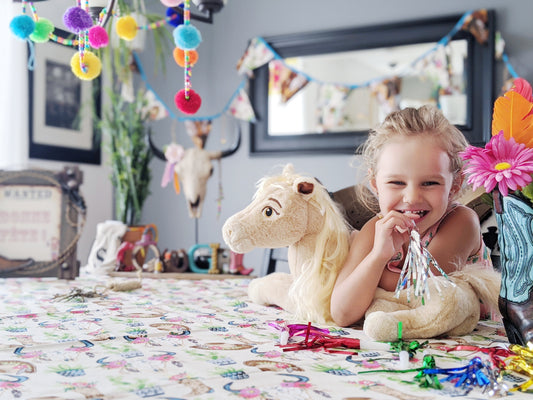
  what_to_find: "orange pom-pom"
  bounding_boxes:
[173,48,198,68]
[70,51,101,81]
[116,16,138,41]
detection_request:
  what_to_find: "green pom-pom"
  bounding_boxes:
[30,18,55,43]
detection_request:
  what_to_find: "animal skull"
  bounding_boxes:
[149,125,241,218]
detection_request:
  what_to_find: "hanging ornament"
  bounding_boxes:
[116,16,139,41]
[173,24,202,50]
[71,51,101,80]
[29,18,54,43]
[9,14,35,40]
[88,25,109,48]
[175,89,201,114]
[173,47,198,67]
[63,6,93,33]
[166,5,184,27]
[174,0,202,115]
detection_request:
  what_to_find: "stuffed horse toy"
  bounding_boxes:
[222,164,350,324]
[223,164,501,340]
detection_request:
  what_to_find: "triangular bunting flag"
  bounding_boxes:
[316,84,351,132]
[141,90,169,121]
[228,88,256,122]
[236,37,275,77]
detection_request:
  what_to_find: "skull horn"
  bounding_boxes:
[147,129,166,161]
[219,122,242,158]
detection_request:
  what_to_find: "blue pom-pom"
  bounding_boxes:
[173,24,202,50]
[9,15,35,39]
[63,7,93,33]
[166,5,184,27]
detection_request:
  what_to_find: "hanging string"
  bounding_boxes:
[27,1,38,20]
[183,0,191,100]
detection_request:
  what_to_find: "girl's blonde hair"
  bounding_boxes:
[357,105,469,212]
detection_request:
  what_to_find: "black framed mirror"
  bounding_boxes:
[249,11,495,156]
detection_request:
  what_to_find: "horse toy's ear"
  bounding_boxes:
[282,163,295,175]
[293,177,316,201]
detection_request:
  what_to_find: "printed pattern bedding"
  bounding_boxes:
[0,275,531,399]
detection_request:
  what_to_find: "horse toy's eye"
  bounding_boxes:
[262,206,278,217]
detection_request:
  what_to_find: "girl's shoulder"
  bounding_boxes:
[423,203,479,245]
[444,203,479,223]
[437,203,481,237]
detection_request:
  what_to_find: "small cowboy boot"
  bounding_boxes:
[229,251,253,275]
[494,193,533,345]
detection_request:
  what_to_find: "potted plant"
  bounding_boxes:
[100,89,152,226]
[97,0,172,225]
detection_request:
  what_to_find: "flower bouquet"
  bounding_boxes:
[461,77,533,346]
[461,78,533,200]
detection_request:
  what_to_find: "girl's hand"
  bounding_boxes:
[372,211,415,261]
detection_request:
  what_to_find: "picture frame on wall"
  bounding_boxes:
[28,28,101,165]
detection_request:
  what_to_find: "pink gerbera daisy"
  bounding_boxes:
[461,131,533,197]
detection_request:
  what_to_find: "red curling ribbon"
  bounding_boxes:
[278,322,360,354]
[442,345,514,370]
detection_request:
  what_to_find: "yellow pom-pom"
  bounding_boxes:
[70,51,102,81]
[116,16,138,41]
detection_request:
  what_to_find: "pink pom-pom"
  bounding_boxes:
[161,0,183,6]
[63,7,93,33]
[175,89,201,114]
[88,25,109,48]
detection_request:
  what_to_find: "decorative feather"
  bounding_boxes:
[492,85,533,148]
[511,77,533,102]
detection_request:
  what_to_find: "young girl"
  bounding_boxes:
[330,105,491,327]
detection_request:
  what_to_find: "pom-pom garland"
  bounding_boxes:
[166,6,184,27]
[9,15,35,39]
[29,17,54,43]
[173,47,198,67]
[173,24,202,50]
[161,0,184,6]
[88,25,109,48]
[70,51,102,81]
[63,6,93,33]
[175,89,201,114]
[116,16,138,41]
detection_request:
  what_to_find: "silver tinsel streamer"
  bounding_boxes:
[394,229,455,303]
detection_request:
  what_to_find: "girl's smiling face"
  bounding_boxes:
[370,135,459,235]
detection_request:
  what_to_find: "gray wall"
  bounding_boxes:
[140,0,533,275]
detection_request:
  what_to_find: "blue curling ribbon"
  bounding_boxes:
[424,357,490,388]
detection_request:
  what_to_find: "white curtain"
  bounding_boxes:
[0,3,28,169]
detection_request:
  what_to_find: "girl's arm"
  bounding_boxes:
[425,205,481,274]
[330,212,413,327]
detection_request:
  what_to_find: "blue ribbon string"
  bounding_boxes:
[502,52,519,79]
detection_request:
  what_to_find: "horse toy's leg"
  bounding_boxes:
[363,265,500,341]
[248,272,295,313]
[363,279,480,341]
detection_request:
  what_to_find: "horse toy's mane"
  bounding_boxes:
[223,164,350,323]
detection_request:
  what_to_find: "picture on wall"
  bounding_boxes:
[28,28,101,164]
